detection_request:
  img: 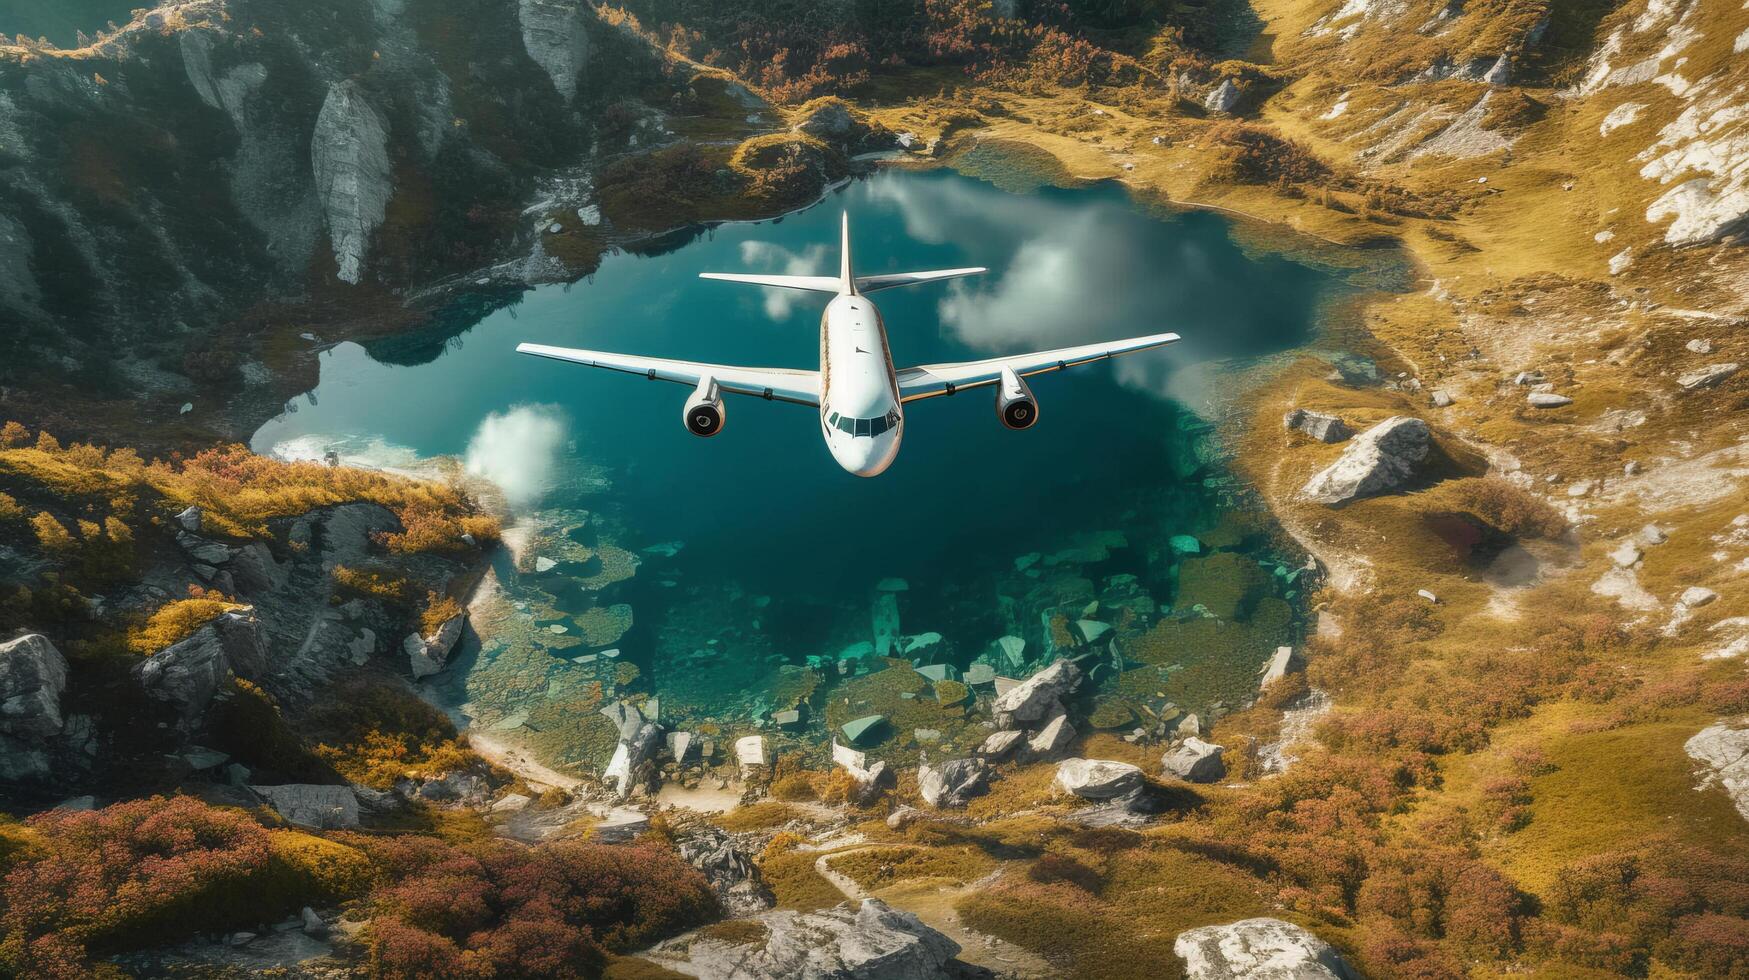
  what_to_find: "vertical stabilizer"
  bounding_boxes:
[840,211,855,295]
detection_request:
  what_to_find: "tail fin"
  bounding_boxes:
[840,211,855,295]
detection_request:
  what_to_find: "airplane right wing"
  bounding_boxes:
[895,332,1181,402]
[516,343,821,405]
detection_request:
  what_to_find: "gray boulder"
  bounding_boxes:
[1026,714,1076,759]
[918,758,991,808]
[1162,737,1226,783]
[978,729,1024,760]
[0,634,69,739]
[641,899,961,980]
[252,784,360,829]
[1260,646,1304,687]
[1527,392,1572,408]
[135,610,268,726]
[1283,409,1353,443]
[993,659,1081,727]
[176,531,233,566]
[404,612,466,679]
[1299,416,1430,505]
[1679,363,1740,390]
[175,505,203,532]
[1174,918,1356,979]
[1204,78,1242,114]
[1056,758,1144,799]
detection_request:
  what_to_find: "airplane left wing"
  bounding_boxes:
[896,332,1181,402]
[516,343,821,406]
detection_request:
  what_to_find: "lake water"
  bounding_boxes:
[253,160,1400,772]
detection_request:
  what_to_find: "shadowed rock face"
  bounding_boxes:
[518,0,592,103]
[311,81,391,285]
[133,609,269,728]
[0,0,661,388]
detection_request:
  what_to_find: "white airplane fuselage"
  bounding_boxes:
[818,292,903,477]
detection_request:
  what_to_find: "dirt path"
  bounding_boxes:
[467,731,580,792]
[813,845,1054,977]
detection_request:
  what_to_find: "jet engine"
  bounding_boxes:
[995,366,1039,430]
[684,377,725,437]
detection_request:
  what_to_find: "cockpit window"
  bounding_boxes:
[829,409,901,438]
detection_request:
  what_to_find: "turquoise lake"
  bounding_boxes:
[252,163,1401,769]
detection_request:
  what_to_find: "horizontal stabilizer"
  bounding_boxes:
[699,272,842,293]
[856,267,986,293]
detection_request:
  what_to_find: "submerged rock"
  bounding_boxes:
[641,899,961,979]
[1174,918,1356,979]
[841,714,888,746]
[1299,416,1431,505]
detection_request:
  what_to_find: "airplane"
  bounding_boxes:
[515,212,1181,477]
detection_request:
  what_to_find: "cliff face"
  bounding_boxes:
[0,0,668,388]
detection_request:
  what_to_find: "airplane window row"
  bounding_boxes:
[824,408,900,438]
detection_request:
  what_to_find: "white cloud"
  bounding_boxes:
[737,240,830,319]
[465,404,568,509]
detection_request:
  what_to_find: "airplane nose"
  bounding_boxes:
[832,432,900,478]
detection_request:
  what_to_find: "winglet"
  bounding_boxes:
[840,211,855,296]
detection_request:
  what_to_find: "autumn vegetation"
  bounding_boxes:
[344,834,716,977]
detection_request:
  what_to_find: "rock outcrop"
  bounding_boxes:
[310,81,392,285]
[0,633,69,739]
[993,659,1081,727]
[678,827,775,916]
[918,757,991,808]
[251,783,361,829]
[1174,918,1356,979]
[134,610,268,727]
[518,0,592,103]
[0,634,70,780]
[1685,720,1749,821]
[1299,416,1431,505]
[641,899,961,979]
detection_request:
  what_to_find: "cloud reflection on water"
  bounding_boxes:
[867,171,1326,410]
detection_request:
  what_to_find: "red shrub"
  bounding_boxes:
[363,837,716,979]
[1,797,274,974]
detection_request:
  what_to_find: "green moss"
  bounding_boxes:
[759,849,846,911]
[694,918,771,947]
[712,802,808,833]
[934,679,969,707]
[826,845,995,890]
